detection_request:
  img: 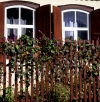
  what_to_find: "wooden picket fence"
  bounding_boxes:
[0,40,100,102]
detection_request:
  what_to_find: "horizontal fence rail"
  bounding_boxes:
[0,39,100,102]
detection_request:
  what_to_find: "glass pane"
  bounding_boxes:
[76,11,87,27]
[21,8,33,25]
[78,31,88,40]
[7,8,19,24]
[7,28,17,40]
[63,11,75,27]
[21,28,33,37]
[65,31,74,40]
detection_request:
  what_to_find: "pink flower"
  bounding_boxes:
[38,30,42,33]
[39,37,41,39]
[7,38,10,41]
[98,76,100,80]
[2,37,6,41]
[14,36,17,39]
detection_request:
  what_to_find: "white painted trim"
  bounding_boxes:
[63,27,88,30]
[5,5,35,11]
[62,9,89,14]
[5,5,35,40]
[33,10,35,38]
[6,25,34,28]
[62,9,89,41]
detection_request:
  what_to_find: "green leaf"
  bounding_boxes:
[97,64,100,67]
[94,72,98,75]
[28,40,33,45]
[16,45,19,49]
[51,50,55,54]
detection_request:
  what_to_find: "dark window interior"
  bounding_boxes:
[22,28,33,37]
[7,8,33,25]
[78,31,87,40]
[76,11,87,27]
[7,8,19,24]
[21,8,33,25]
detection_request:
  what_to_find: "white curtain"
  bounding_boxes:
[7,18,19,24]
[22,28,26,35]
[21,19,26,25]
[65,31,74,40]
[7,18,27,25]
[8,29,17,39]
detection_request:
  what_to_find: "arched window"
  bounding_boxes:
[5,6,35,40]
[62,9,89,41]
[57,4,94,41]
[2,1,40,40]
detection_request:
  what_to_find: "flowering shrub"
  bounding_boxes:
[0,34,100,83]
[0,34,100,101]
[49,83,70,102]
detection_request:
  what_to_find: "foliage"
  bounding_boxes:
[33,82,70,102]
[0,34,100,83]
[0,34,100,101]
[0,87,15,102]
[1,35,100,77]
[0,34,61,86]
[17,90,31,101]
[48,83,70,102]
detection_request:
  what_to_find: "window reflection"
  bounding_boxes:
[76,12,87,27]
[22,28,33,37]
[21,8,33,25]
[78,31,87,40]
[63,11,75,27]
[65,31,74,40]
[7,8,19,24]
[7,28,17,40]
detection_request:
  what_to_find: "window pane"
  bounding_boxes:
[76,12,87,27]
[21,8,33,25]
[63,11,75,27]
[78,31,88,40]
[7,8,19,24]
[7,28,17,40]
[21,28,33,37]
[65,31,74,40]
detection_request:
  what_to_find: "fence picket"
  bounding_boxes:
[41,63,44,102]
[84,41,87,102]
[79,40,83,102]
[31,63,34,102]
[3,54,6,95]
[46,63,49,102]
[36,66,39,102]
[25,64,28,102]
[88,74,92,102]
[9,57,11,87]
[65,55,69,102]
[50,61,53,89]
[15,57,18,102]
[70,45,73,102]
[74,41,78,102]
[1,39,100,102]
[98,75,100,101]
[84,65,87,102]
[92,40,96,102]
[96,40,100,101]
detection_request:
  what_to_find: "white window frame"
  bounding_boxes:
[62,9,89,42]
[4,5,35,40]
